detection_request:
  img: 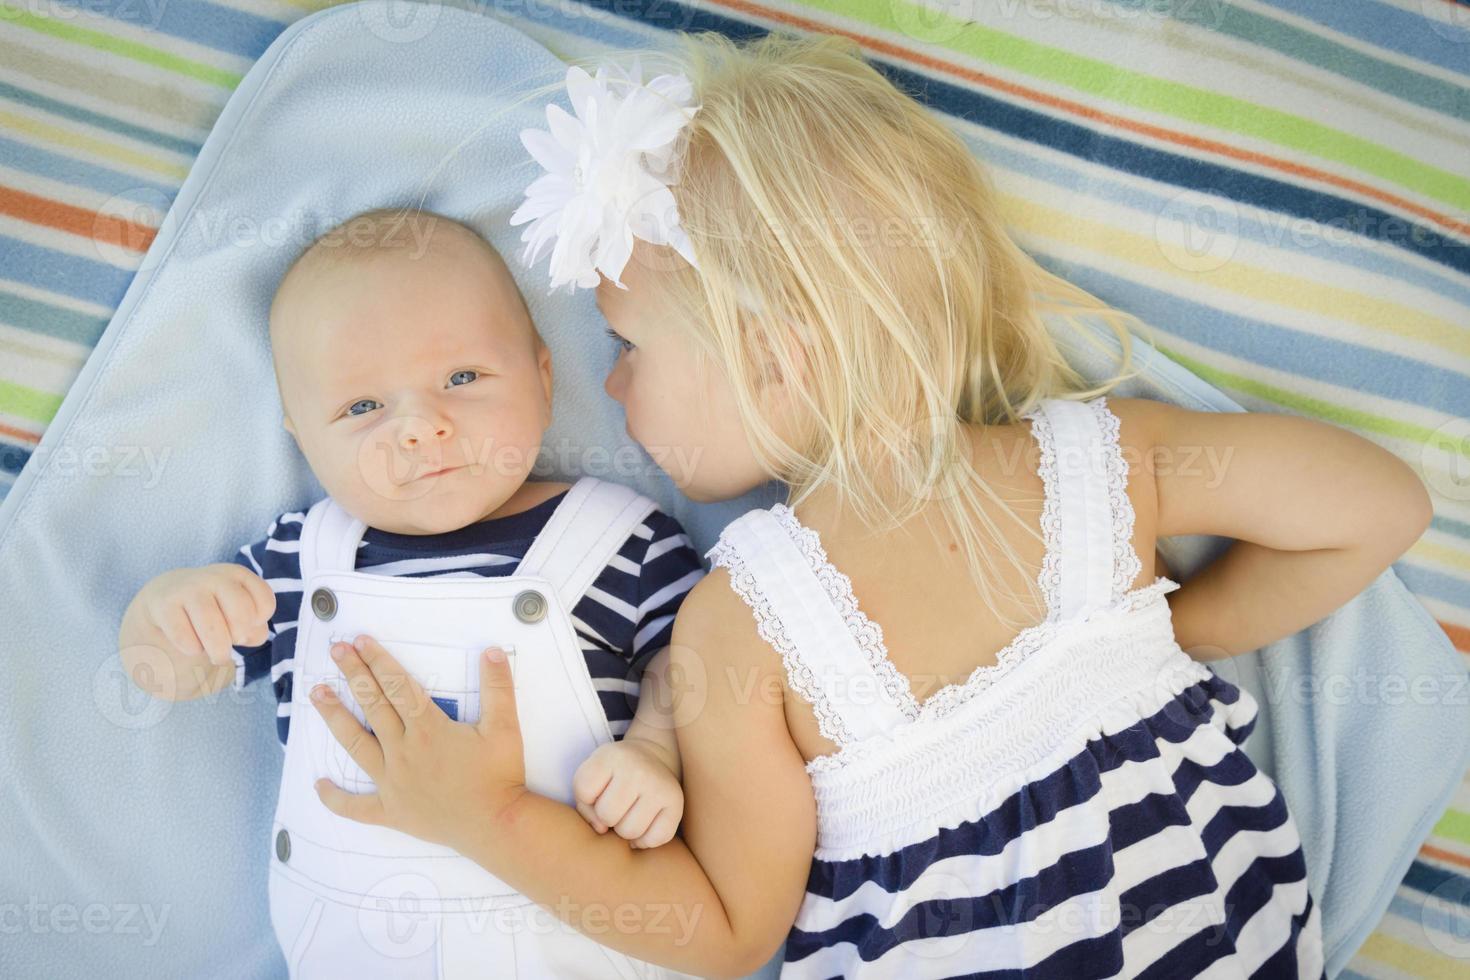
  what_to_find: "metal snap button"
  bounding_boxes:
[275,828,291,864]
[513,589,546,624]
[310,587,336,621]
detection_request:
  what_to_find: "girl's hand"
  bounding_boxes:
[308,636,527,853]
[572,739,684,849]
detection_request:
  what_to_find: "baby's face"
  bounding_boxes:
[271,226,552,535]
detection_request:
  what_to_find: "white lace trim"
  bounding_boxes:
[805,576,1182,776]
[1091,396,1145,601]
[1021,403,1064,621]
[768,504,922,723]
[706,533,856,748]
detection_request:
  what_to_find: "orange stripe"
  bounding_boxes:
[1439,620,1470,655]
[710,0,1470,239]
[0,185,155,253]
[1422,842,1470,872]
[0,423,42,445]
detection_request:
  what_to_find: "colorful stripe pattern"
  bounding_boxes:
[1,0,1466,975]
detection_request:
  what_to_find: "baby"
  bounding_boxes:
[117,208,698,977]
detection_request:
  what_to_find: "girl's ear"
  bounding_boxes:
[750,316,810,392]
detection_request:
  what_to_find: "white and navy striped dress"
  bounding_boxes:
[230,486,705,745]
[707,396,1324,979]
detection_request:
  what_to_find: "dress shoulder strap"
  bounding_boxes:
[1020,395,1143,620]
[706,506,915,749]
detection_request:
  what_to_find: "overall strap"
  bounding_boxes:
[1023,396,1141,620]
[706,508,914,749]
[517,477,659,611]
[297,496,367,582]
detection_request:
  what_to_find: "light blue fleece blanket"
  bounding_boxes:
[0,3,1463,978]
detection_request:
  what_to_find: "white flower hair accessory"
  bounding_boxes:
[509,57,701,293]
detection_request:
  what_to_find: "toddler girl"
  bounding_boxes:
[311,33,1432,980]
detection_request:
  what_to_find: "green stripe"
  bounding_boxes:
[0,79,200,155]
[1156,345,1470,465]
[1430,807,1470,848]
[0,378,63,426]
[809,0,1470,212]
[1,8,242,89]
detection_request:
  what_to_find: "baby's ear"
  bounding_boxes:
[537,340,554,406]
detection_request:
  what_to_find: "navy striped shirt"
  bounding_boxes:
[230,488,705,746]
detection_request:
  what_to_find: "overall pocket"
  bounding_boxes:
[303,636,481,795]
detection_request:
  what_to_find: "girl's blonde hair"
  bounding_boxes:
[633,30,1153,627]
[442,31,1157,627]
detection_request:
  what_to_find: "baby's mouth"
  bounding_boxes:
[412,463,463,482]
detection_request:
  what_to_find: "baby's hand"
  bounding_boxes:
[139,564,275,667]
[571,738,684,849]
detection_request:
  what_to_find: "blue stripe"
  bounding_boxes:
[1386,890,1470,948]
[1255,0,1470,77]
[0,135,179,203]
[50,0,286,63]
[1430,511,1470,543]
[0,290,109,348]
[0,443,33,478]
[1035,254,1470,420]
[1383,560,1470,613]
[0,235,136,308]
[1400,858,1470,908]
[0,79,201,156]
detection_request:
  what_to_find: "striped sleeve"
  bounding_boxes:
[228,511,305,695]
[630,507,705,665]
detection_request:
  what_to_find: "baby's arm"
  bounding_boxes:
[118,563,275,701]
[572,646,685,848]
[461,571,815,976]
[572,505,703,846]
[1121,397,1434,659]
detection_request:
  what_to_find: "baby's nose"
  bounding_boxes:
[398,416,452,450]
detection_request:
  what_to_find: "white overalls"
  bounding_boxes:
[267,476,693,980]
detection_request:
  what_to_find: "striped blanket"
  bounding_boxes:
[1,1,1466,976]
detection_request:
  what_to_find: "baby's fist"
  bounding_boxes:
[571,739,684,849]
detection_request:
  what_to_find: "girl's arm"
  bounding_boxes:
[1119,398,1434,659]
[461,571,816,979]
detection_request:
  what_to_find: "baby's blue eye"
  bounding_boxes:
[449,369,479,386]
[604,326,635,353]
[346,399,380,417]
